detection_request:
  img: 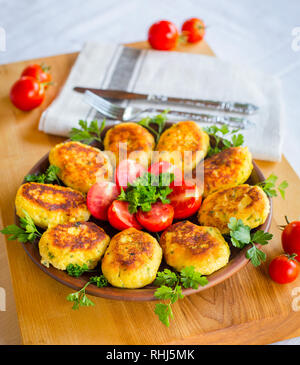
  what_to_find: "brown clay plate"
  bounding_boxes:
[15,122,272,301]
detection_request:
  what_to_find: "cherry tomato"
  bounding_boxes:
[10,76,45,111]
[269,254,299,284]
[116,159,146,190]
[282,218,300,262]
[21,64,51,85]
[87,181,120,220]
[148,20,179,51]
[181,18,206,43]
[136,202,174,232]
[168,179,202,219]
[148,161,182,184]
[108,200,142,230]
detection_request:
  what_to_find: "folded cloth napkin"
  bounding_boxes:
[39,42,284,161]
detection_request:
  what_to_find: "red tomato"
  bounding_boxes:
[282,219,300,262]
[87,181,120,220]
[181,18,206,43]
[108,200,142,230]
[136,202,174,232]
[168,179,202,219]
[269,254,299,284]
[116,159,146,190]
[10,76,45,111]
[148,161,182,184]
[21,64,51,85]
[148,20,179,50]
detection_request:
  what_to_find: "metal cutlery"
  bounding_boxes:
[83,90,254,129]
[75,87,259,115]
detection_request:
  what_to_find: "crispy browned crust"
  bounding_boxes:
[20,183,86,212]
[160,221,218,256]
[107,228,154,270]
[47,222,107,251]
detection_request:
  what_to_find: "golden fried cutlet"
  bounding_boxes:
[202,146,253,197]
[39,221,110,270]
[160,220,230,275]
[156,121,210,172]
[198,184,270,234]
[101,228,162,288]
[49,141,113,193]
[15,183,90,229]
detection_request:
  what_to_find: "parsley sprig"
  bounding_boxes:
[256,173,288,199]
[138,110,169,143]
[66,275,108,310]
[66,263,96,277]
[117,172,174,214]
[70,119,105,144]
[203,125,244,157]
[0,210,42,243]
[25,165,61,185]
[154,267,208,327]
[228,217,273,267]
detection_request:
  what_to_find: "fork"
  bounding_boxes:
[83,90,254,129]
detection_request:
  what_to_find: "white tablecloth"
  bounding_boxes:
[0,0,299,344]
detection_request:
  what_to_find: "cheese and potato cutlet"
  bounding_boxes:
[39,221,110,270]
[198,184,270,234]
[103,122,155,167]
[49,141,113,193]
[15,182,90,229]
[202,146,253,198]
[101,228,162,289]
[155,121,210,172]
[160,220,230,275]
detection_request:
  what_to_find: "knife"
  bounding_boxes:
[74,87,259,115]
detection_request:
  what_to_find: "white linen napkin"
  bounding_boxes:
[39,42,284,161]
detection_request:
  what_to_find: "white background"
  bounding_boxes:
[0,0,299,344]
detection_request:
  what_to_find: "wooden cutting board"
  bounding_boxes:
[1,41,300,345]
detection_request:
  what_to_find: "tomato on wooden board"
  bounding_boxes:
[21,64,52,86]
[136,202,174,232]
[87,181,120,220]
[148,20,179,50]
[269,254,299,284]
[116,159,146,190]
[281,218,300,262]
[181,18,206,43]
[108,200,142,230]
[168,179,202,219]
[10,76,45,111]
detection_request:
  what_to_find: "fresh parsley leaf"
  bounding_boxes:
[117,172,174,213]
[154,269,178,287]
[89,275,108,288]
[256,173,288,199]
[154,303,173,327]
[66,263,90,277]
[70,119,105,144]
[251,230,273,245]
[1,210,42,243]
[25,165,61,185]
[228,217,251,248]
[203,125,244,157]
[66,274,108,309]
[153,266,208,327]
[138,110,169,143]
[227,218,273,266]
[246,245,267,267]
[180,266,208,289]
[66,281,95,310]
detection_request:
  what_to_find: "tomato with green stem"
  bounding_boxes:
[281,217,300,262]
[148,20,179,51]
[269,254,299,284]
[21,63,52,86]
